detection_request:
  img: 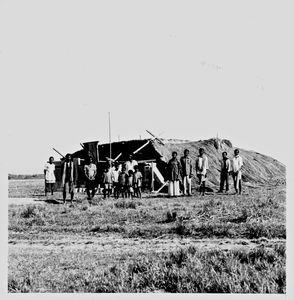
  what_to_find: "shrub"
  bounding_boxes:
[114,200,137,209]
[20,205,36,218]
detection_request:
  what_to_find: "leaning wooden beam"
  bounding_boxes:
[154,181,169,193]
[105,152,122,162]
[146,130,165,145]
[114,152,122,161]
[52,148,65,158]
[133,140,151,154]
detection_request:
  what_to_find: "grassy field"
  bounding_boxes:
[8,179,286,293]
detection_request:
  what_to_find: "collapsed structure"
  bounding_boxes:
[53,138,286,192]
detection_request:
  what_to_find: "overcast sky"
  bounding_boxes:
[1,0,293,174]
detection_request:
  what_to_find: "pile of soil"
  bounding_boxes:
[153,138,286,188]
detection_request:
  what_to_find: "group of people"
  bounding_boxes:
[43,148,244,204]
[44,154,143,204]
[100,158,143,200]
[44,153,80,203]
[83,154,143,201]
[167,148,243,197]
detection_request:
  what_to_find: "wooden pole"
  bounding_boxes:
[151,162,155,192]
[52,148,65,158]
[96,141,99,162]
[108,112,112,159]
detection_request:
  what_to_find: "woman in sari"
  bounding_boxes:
[167,151,182,197]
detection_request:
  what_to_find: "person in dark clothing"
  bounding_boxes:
[195,148,208,196]
[180,149,193,196]
[217,151,231,193]
[84,156,97,202]
[61,154,76,204]
[118,166,128,198]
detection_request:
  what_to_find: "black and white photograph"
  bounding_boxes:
[1,0,293,296]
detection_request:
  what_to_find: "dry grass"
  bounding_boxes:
[8,244,286,293]
[8,179,286,293]
[9,179,45,198]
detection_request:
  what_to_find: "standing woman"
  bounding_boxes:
[44,156,56,196]
[167,151,182,197]
[196,148,209,196]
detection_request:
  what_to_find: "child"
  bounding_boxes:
[133,165,142,198]
[112,162,120,199]
[44,156,56,196]
[127,170,134,199]
[118,166,128,198]
[102,166,113,199]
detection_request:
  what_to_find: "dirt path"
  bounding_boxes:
[9,233,284,257]
[8,197,46,205]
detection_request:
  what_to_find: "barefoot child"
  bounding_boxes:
[118,166,128,198]
[127,170,134,199]
[102,166,113,199]
[112,162,120,199]
[133,165,143,198]
[44,156,56,196]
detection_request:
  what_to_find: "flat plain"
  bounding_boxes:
[8,179,286,293]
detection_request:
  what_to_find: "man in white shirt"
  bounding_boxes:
[231,149,243,194]
[195,148,209,196]
[44,156,56,196]
[84,156,97,201]
[124,154,138,173]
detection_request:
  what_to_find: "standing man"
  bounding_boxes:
[217,151,231,193]
[195,148,208,196]
[61,154,76,204]
[44,156,56,196]
[180,149,193,196]
[125,154,138,173]
[232,149,243,194]
[84,156,97,202]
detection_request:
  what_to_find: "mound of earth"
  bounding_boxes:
[153,138,286,188]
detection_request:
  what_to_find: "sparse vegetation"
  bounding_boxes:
[8,244,286,293]
[8,174,44,180]
[8,179,286,293]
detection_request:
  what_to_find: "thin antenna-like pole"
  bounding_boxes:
[108,112,112,159]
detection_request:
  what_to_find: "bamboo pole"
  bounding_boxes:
[108,112,112,159]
